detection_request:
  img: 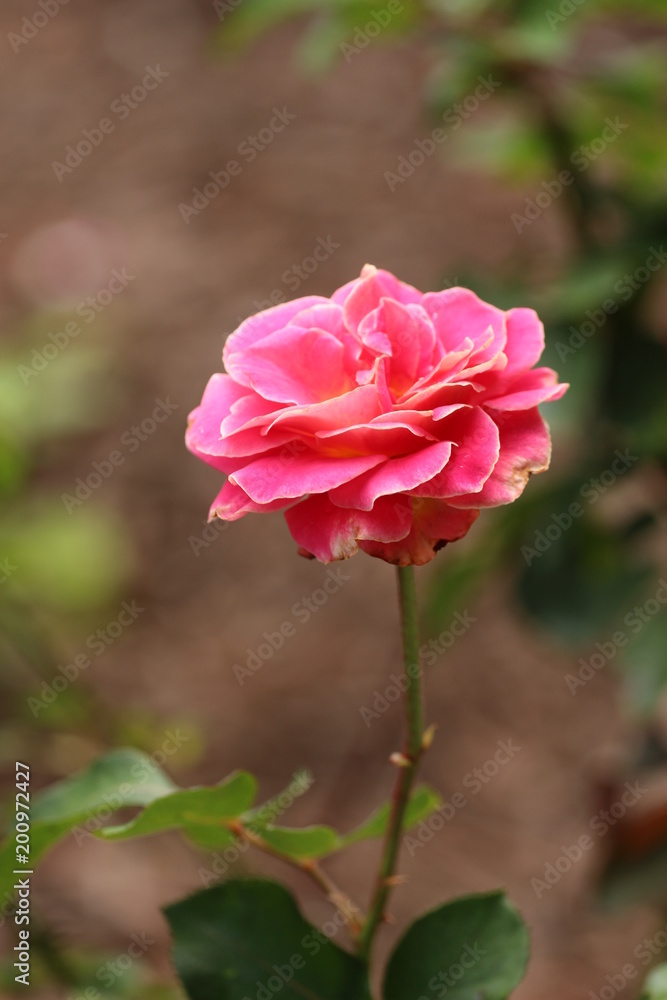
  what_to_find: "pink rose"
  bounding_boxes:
[186,265,567,565]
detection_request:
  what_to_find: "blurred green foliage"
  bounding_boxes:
[644,964,667,1000]
[0,329,199,996]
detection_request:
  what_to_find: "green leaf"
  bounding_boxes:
[243,768,313,825]
[165,879,372,1000]
[383,891,529,1000]
[250,823,339,858]
[341,784,441,846]
[31,748,177,821]
[246,785,440,860]
[0,749,176,895]
[98,771,257,849]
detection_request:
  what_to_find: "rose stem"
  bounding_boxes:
[358,564,427,961]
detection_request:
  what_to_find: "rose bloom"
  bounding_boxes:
[186,265,567,565]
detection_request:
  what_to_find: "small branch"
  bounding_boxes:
[229,820,364,938]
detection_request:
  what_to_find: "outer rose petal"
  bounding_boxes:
[208,480,295,522]
[186,373,250,472]
[221,392,287,436]
[223,295,328,375]
[502,308,545,375]
[449,408,551,508]
[187,375,296,460]
[230,451,386,503]
[227,326,353,405]
[408,408,500,498]
[483,367,569,410]
[284,493,412,563]
[359,499,479,566]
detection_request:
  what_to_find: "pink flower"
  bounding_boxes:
[186,265,567,566]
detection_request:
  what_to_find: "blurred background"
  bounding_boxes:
[1,0,667,997]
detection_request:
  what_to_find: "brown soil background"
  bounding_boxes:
[0,1,660,997]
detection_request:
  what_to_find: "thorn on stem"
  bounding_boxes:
[390,751,411,768]
[384,874,408,887]
[422,724,437,751]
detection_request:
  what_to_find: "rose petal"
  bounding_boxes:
[342,264,421,334]
[329,441,453,511]
[265,383,384,436]
[422,287,506,361]
[223,295,328,376]
[315,418,437,458]
[221,393,284,435]
[409,408,500,498]
[360,499,479,566]
[449,408,551,508]
[230,450,386,503]
[503,307,545,375]
[185,374,250,471]
[208,479,296,522]
[228,326,353,405]
[359,300,438,396]
[285,493,412,562]
[483,367,569,410]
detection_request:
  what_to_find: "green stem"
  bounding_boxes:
[358,565,426,960]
